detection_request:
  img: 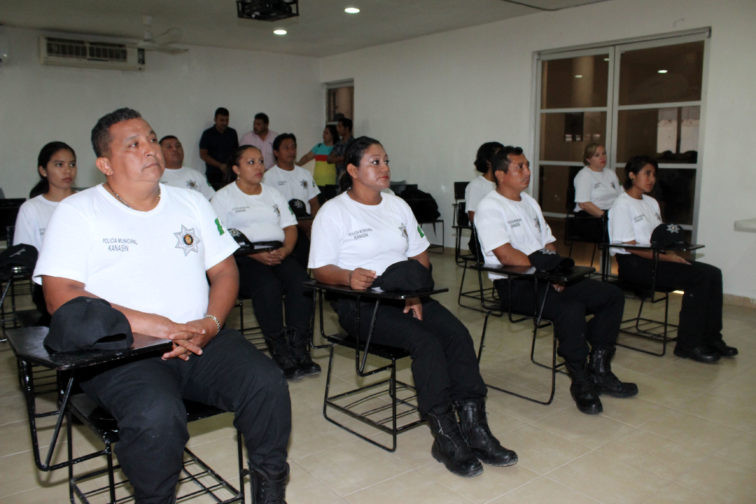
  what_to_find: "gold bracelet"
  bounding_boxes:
[204,313,222,335]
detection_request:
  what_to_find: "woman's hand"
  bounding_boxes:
[349,268,376,290]
[250,250,283,266]
[403,297,423,320]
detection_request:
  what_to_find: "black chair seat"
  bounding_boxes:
[68,395,229,445]
[324,334,410,361]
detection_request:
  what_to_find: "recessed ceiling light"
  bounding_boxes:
[657,69,668,74]
[574,74,583,79]
[345,7,360,14]
[273,28,287,36]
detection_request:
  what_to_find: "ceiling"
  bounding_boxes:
[1,0,610,57]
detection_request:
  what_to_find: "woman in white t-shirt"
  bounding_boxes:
[309,136,517,478]
[573,143,621,217]
[608,155,737,363]
[570,143,621,242]
[13,141,78,323]
[211,145,318,380]
[464,141,502,257]
[14,141,77,251]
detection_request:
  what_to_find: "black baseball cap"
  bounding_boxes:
[44,297,133,353]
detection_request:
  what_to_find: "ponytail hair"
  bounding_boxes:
[31,141,76,198]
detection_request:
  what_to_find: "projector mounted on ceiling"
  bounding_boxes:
[236,0,299,22]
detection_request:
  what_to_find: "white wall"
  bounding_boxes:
[0,27,323,196]
[318,0,756,300]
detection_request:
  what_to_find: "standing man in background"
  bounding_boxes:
[240,112,278,170]
[199,107,238,190]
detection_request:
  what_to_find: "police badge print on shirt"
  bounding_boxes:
[174,224,201,255]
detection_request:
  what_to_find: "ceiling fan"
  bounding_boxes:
[137,15,188,54]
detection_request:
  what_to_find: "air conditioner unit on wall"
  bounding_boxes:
[39,36,145,71]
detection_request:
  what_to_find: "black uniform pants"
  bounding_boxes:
[616,255,723,349]
[80,330,291,504]
[236,255,313,342]
[494,277,624,363]
[333,297,487,415]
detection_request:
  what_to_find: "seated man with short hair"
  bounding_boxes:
[34,107,290,504]
[474,146,637,415]
[159,134,216,200]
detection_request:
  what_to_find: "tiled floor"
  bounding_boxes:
[1,250,754,503]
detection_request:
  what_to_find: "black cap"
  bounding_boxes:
[528,249,574,274]
[288,199,308,218]
[0,244,38,281]
[650,223,686,249]
[44,297,133,353]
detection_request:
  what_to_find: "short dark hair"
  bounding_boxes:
[474,141,504,174]
[91,108,142,157]
[623,155,658,189]
[340,136,382,192]
[338,117,353,131]
[159,135,178,145]
[214,107,229,118]
[273,132,296,152]
[254,112,270,124]
[491,146,524,174]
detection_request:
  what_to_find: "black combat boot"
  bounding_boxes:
[426,406,483,477]
[251,464,288,504]
[565,361,602,415]
[287,328,321,377]
[588,347,639,398]
[264,331,299,380]
[454,398,518,466]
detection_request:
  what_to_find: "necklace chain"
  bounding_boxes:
[105,183,160,209]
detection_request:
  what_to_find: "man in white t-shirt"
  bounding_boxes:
[34,108,291,503]
[159,135,215,199]
[474,146,636,416]
[263,133,320,266]
[263,133,321,216]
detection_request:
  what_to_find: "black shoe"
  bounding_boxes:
[288,328,321,378]
[296,359,321,377]
[426,407,483,477]
[588,347,639,398]
[673,345,720,364]
[566,361,602,415]
[251,464,288,504]
[709,339,738,357]
[454,399,517,467]
[265,332,300,380]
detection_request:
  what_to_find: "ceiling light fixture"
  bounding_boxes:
[273,28,287,36]
[344,7,360,14]
[657,69,668,74]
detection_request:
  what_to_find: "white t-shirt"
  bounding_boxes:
[475,191,556,279]
[13,195,59,251]
[608,191,662,255]
[160,166,215,200]
[573,166,622,212]
[211,182,296,243]
[34,184,238,323]
[262,165,320,214]
[308,192,429,276]
[464,175,495,215]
